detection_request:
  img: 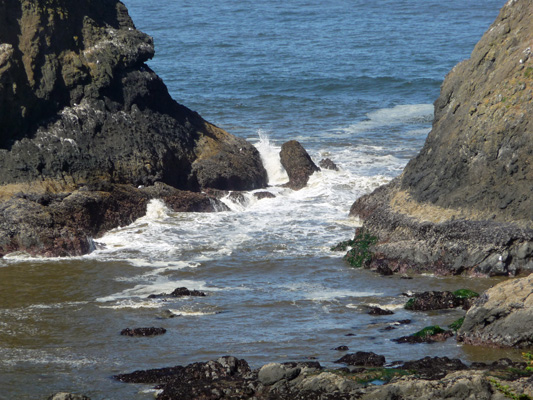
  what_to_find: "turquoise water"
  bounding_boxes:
[0,1,511,399]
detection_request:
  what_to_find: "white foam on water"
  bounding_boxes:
[254,130,289,185]
[168,309,219,316]
[343,103,434,134]
[366,303,404,310]
[0,348,99,367]
[96,278,212,303]
[99,299,162,309]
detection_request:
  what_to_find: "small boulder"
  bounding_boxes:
[254,191,276,200]
[279,140,320,190]
[258,363,301,386]
[120,327,167,337]
[318,158,339,171]
[334,351,386,367]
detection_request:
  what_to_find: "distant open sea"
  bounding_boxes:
[0,1,511,399]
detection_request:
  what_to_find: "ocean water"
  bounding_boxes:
[0,1,514,399]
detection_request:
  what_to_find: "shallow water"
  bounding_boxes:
[0,1,514,399]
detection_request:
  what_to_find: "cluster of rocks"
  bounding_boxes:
[109,354,533,400]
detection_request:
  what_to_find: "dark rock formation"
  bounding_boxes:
[334,351,386,367]
[318,158,339,171]
[401,357,468,380]
[349,0,533,276]
[404,291,464,311]
[279,140,320,190]
[148,287,207,299]
[458,273,533,348]
[120,327,167,337]
[0,0,267,256]
[368,306,394,316]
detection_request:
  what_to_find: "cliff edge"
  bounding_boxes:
[0,0,267,256]
[350,0,533,276]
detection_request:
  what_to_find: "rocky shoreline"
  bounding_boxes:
[66,353,529,400]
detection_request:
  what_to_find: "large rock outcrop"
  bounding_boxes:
[350,0,533,276]
[458,273,533,348]
[0,0,268,256]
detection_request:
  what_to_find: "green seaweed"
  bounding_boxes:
[453,289,479,299]
[342,229,378,268]
[489,378,532,400]
[404,298,416,309]
[449,317,465,332]
[412,325,446,338]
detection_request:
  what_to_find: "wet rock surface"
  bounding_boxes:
[148,287,207,299]
[279,140,320,190]
[348,0,533,276]
[458,273,533,348]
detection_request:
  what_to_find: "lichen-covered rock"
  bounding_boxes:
[349,0,533,276]
[458,273,533,348]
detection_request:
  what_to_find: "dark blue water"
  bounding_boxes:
[0,1,511,399]
[125,0,504,149]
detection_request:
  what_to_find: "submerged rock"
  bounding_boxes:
[458,273,533,348]
[348,0,533,276]
[47,394,91,400]
[0,0,268,257]
[279,140,320,190]
[120,327,167,337]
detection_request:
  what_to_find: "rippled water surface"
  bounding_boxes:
[0,1,513,399]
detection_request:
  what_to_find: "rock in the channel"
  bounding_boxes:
[279,140,320,190]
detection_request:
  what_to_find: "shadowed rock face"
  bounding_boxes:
[0,0,267,191]
[350,0,533,276]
